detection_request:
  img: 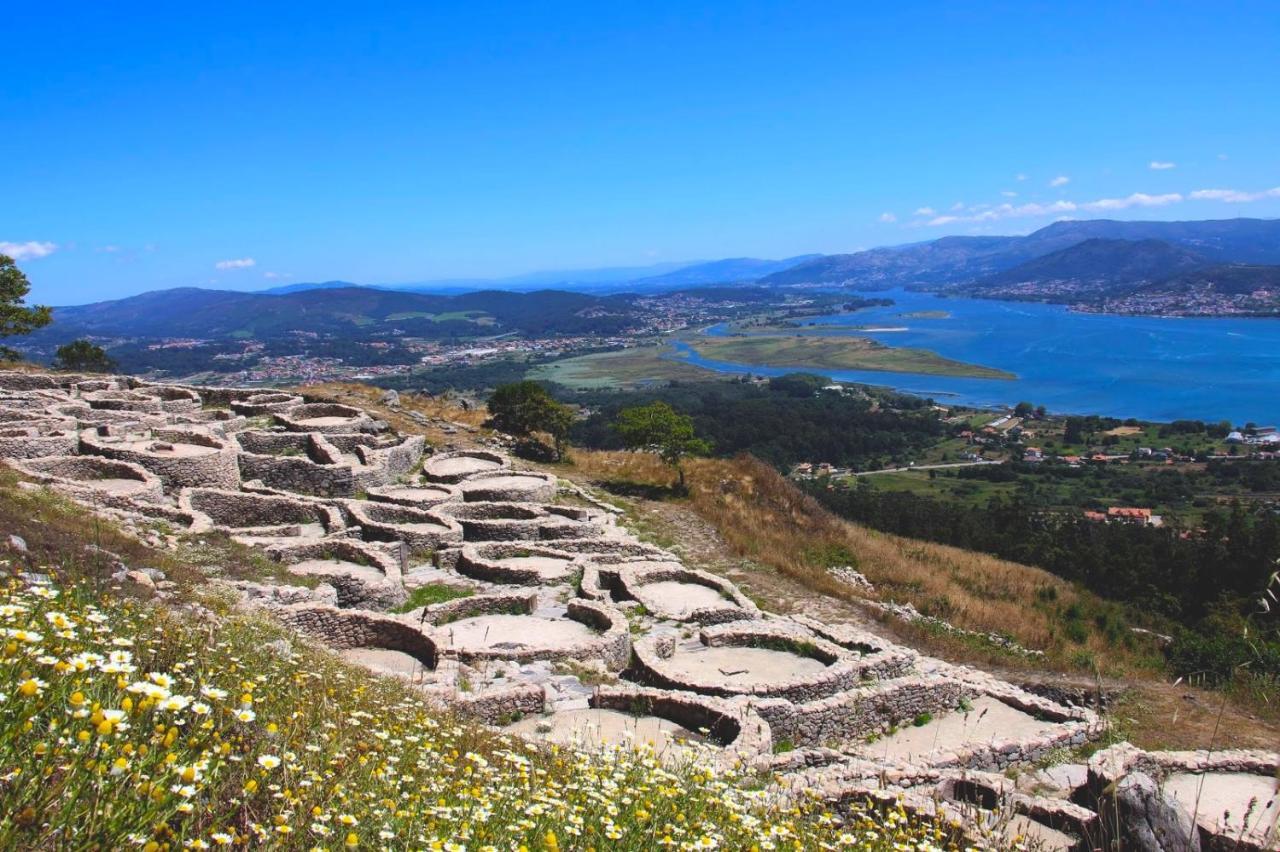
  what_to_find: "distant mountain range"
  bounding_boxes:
[760,218,1280,292]
[262,255,820,298]
[31,219,1280,350]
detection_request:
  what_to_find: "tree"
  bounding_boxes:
[53,339,116,373]
[0,254,52,361]
[486,381,574,460]
[1014,401,1035,418]
[613,401,710,489]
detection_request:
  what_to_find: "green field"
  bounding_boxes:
[528,345,724,389]
[688,334,1015,380]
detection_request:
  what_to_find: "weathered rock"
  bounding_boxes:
[125,570,156,592]
[7,534,27,553]
[1111,771,1201,852]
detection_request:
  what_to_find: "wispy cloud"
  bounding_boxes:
[1082,192,1182,211]
[1189,186,1280,203]
[1015,173,1028,182]
[927,200,1077,226]
[925,192,1181,227]
[1000,191,1018,198]
[1216,153,1229,161]
[1049,175,1070,187]
[878,212,897,223]
[214,257,256,270]
[262,271,293,280]
[0,240,57,261]
[913,206,936,217]
[1149,161,1176,170]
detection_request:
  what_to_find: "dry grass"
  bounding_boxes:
[565,449,1163,677]
[298,381,491,444]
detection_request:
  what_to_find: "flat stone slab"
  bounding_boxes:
[116,438,218,457]
[289,558,386,583]
[1165,771,1279,848]
[440,614,595,653]
[494,555,574,580]
[376,485,454,502]
[859,696,1061,762]
[634,581,732,617]
[339,647,431,679]
[86,477,154,495]
[659,646,827,687]
[1000,815,1077,852]
[508,708,707,754]
[296,416,361,427]
[427,457,501,478]
[459,473,553,498]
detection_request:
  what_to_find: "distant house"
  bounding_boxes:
[1226,431,1245,443]
[1106,507,1163,527]
[1083,510,1108,523]
[1023,447,1043,462]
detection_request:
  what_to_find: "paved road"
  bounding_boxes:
[848,459,1004,476]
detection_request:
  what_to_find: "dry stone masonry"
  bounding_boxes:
[0,369,1273,851]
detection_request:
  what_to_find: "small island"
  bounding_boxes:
[899,310,952,319]
[687,334,1015,379]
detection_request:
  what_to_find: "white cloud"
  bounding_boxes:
[878,212,897,223]
[0,240,57,261]
[1217,153,1229,161]
[912,206,935,217]
[1149,161,1176,170]
[214,257,256,270]
[1082,192,1182,211]
[1000,191,1018,198]
[1049,175,1070,187]
[98,245,121,253]
[950,201,965,211]
[927,199,1078,226]
[1189,186,1280,203]
[262,271,293,280]
[1016,173,1028,182]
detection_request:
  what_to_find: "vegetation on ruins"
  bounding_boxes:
[613,401,710,490]
[0,254,52,361]
[52,338,116,373]
[486,381,574,460]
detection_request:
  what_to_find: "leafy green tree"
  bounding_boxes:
[0,254,52,361]
[613,401,710,489]
[1014,401,1035,418]
[53,339,116,373]
[486,380,574,459]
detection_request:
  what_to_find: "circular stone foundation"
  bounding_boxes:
[634,581,731,618]
[442,614,595,655]
[661,646,827,688]
[458,471,557,503]
[366,483,459,508]
[421,450,508,483]
[508,708,705,753]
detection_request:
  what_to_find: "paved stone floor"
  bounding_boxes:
[857,696,1061,763]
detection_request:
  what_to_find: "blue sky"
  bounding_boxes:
[3,2,1278,304]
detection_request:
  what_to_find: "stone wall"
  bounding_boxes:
[13,455,165,502]
[81,427,241,489]
[179,487,344,533]
[345,500,463,553]
[272,604,439,669]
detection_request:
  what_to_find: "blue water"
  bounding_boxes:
[677,289,1280,424]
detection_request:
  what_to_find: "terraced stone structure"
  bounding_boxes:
[0,369,1273,850]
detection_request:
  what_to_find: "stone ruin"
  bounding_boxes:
[0,370,1273,851]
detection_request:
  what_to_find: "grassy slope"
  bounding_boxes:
[687,335,1015,380]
